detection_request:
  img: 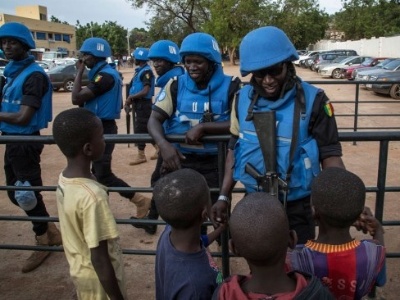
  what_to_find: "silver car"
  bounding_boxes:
[318,56,371,79]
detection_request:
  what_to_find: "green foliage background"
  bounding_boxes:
[51,0,400,62]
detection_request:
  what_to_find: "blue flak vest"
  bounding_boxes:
[155,65,185,88]
[128,64,155,99]
[84,62,122,120]
[0,60,52,134]
[164,65,232,155]
[233,81,321,201]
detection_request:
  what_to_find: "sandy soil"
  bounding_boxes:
[0,63,398,299]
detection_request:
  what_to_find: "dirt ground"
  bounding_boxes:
[0,63,399,299]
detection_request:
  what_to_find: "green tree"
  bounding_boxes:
[50,16,70,25]
[129,27,153,50]
[127,0,210,45]
[75,21,128,57]
[203,0,272,64]
[334,0,400,39]
[273,0,330,49]
[127,0,331,64]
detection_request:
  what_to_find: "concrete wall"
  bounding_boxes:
[313,35,400,58]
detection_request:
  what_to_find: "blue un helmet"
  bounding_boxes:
[148,40,180,64]
[79,37,111,58]
[0,22,35,49]
[179,33,221,64]
[239,26,299,77]
[132,47,149,61]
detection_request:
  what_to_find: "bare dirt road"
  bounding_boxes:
[0,63,398,299]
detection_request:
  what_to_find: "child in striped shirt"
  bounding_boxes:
[286,167,386,300]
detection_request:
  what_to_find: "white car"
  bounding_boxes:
[318,56,371,79]
[294,50,322,66]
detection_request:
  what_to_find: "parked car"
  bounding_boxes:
[47,64,89,92]
[353,58,398,82]
[324,49,358,56]
[318,56,371,79]
[366,70,400,100]
[355,59,400,83]
[311,53,347,71]
[294,50,322,67]
[341,57,388,80]
[296,49,307,56]
[304,54,318,69]
[314,56,348,72]
[36,61,51,73]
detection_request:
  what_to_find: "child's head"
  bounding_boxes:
[229,192,293,265]
[311,167,365,228]
[153,168,210,229]
[52,108,104,160]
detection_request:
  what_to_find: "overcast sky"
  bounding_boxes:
[0,0,343,30]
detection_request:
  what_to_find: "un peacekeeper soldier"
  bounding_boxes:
[211,26,345,244]
[148,33,241,237]
[125,47,156,165]
[132,40,185,235]
[0,22,62,273]
[72,37,151,220]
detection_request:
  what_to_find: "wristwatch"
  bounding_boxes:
[218,195,230,203]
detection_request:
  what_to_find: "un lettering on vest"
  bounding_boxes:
[191,102,209,112]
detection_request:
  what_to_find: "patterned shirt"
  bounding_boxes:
[286,239,386,299]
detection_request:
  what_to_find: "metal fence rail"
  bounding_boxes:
[1,132,399,279]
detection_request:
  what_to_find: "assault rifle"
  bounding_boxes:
[245,111,288,207]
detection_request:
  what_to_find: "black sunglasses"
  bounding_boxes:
[253,63,285,78]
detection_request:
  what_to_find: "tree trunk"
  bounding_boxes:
[228,47,236,65]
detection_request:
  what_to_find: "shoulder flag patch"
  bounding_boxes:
[324,101,334,117]
[145,73,150,80]
[94,75,103,83]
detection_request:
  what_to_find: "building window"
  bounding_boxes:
[36,32,46,40]
[40,13,47,21]
[63,34,70,43]
[55,34,62,41]
[48,33,53,39]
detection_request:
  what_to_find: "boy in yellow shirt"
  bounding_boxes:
[53,107,126,299]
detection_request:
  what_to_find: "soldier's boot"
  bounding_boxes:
[129,150,147,166]
[150,145,159,160]
[21,233,51,273]
[130,193,151,218]
[47,222,62,246]
[131,198,159,235]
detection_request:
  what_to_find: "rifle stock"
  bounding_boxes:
[245,111,280,199]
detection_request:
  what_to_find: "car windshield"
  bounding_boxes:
[361,58,374,66]
[382,60,400,70]
[376,59,395,67]
[338,56,358,64]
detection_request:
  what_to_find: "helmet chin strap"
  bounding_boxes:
[279,62,297,99]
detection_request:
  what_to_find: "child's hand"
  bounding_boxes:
[353,206,381,237]
[217,221,228,232]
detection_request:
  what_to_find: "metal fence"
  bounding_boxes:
[0,132,399,280]
[308,80,400,132]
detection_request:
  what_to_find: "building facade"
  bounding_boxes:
[0,5,76,60]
